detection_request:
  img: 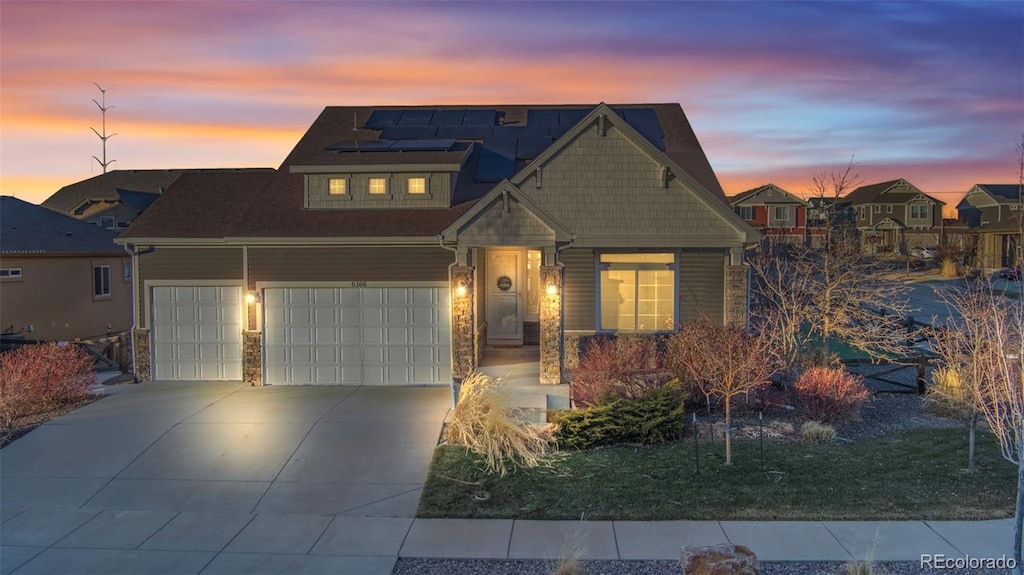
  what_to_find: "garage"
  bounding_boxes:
[150,286,243,380]
[262,286,451,385]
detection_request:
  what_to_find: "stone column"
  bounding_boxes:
[132,328,151,382]
[539,266,562,384]
[723,264,750,328]
[450,266,476,379]
[243,331,262,386]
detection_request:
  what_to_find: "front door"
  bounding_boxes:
[487,249,524,345]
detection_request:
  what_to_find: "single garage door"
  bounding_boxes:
[263,286,451,385]
[151,286,243,380]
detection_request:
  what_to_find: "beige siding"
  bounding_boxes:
[679,250,725,324]
[516,123,741,245]
[247,246,451,283]
[306,173,450,209]
[458,197,555,245]
[137,247,244,325]
[561,248,595,331]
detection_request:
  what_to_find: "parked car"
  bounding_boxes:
[909,246,937,260]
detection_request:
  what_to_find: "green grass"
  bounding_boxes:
[418,428,1016,521]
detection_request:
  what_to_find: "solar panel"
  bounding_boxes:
[462,109,497,127]
[397,109,434,126]
[558,109,589,126]
[475,152,516,182]
[430,110,465,126]
[515,134,553,160]
[326,140,394,152]
[437,126,494,139]
[527,109,560,128]
[482,133,518,158]
[381,126,438,139]
[389,139,456,151]
[364,110,403,129]
[620,108,665,137]
[547,125,571,139]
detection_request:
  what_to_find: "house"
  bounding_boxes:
[117,103,759,386]
[729,184,810,243]
[845,179,944,254]
[957,184,1022,269]
[0,196,131,341]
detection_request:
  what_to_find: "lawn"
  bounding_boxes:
[418,428,1016,521]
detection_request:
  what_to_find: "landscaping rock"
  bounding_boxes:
[680,544,759,575]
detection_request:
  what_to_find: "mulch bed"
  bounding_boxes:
[0,395,103,448]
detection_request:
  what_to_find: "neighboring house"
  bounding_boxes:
[0,196,131,341]
[957,184,1023,269]
[117,103,759,386]
[845,179,944,253]
[729,184,810,243]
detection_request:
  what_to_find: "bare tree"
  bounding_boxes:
[749,160,917,376]
[665,319,776,465]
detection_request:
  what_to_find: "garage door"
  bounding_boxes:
[151,286,243,380]
[263,286,451,385]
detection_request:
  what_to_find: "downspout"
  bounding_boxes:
[438,235,461,407]
[122,243,154,380]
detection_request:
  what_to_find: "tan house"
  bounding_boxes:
[846,179,944,253]
[117,104,758,386]
[1,196,131,341]
[957,184,1022,269]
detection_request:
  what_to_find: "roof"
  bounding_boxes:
[845,179,944,206]
[116,189,160,212]
[976,184,1022,202]
[729,184,807,206]
[0,196,123,255]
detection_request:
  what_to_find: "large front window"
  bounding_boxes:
[599,253,675,332]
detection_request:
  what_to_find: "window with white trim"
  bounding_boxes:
[737,206,754,220]
[407,177,426,195]
[886,205,893,213]
[771,206,790,226]
[100,216,115,229]
[1,268,23,279]
[368,177,387,195]
[329,178,347,195]
[873,205,881,214]
[93,265,111,297]
[599,253,675,332]
[910,205,929,219]
[123,263,132,281]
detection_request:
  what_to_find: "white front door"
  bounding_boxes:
[487,249,524,345]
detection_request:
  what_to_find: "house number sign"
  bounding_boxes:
[496,276,513,291]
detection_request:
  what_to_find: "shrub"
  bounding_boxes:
[0,343,95,431]
[792,367,870,424]
[446,372,552,476]
[940,258,958,278]
[801,421,836,443]
[553,381,686,450]
[924,366,977,420]
[570,335,666,408]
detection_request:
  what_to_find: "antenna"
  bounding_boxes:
[90,83,117,173]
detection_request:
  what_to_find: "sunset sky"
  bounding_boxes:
[2,1,1021,211]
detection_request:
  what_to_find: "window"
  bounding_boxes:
[860,206,867,219]
[886,205,893,213]
[93,265,111,298]
[407,177,427,195]
[772,206,790,223]
[910,205,929,219]
[737,206,754,220]
[123,263,132,281]
[368,177,387,195]
[99,216,115,229]
[599,253,675,332]
[329,178,347,195]
[873,205,881,214]
[1,268,23,279]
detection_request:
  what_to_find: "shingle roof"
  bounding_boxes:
[846,179,944,206]
[1,196,123,254]
[116,189,160,212]
[729,184,806,205]
[977,184,1022,202]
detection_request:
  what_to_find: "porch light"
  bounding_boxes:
[455,281,468,297]
[546,281,558,296]
[246,291,261,304]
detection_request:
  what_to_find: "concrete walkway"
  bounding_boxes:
[1,381,1016,574]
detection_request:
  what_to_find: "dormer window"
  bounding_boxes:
[329,178,347,195]
[408,177,426,194]
[368,177,388,195]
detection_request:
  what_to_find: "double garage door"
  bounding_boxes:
[263,286,451,385]
[150,285,450,385]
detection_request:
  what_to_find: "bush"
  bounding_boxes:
[792,367,870,424]
[924,366,976,420]
[801,421,837,443]
[0,342,95,431]
[570,335,667,408]
[446,372,553,476]
[553,381,686,450]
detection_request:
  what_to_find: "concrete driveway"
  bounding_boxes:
[1,382,450,574]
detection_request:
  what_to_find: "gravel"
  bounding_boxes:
[393,558,1014,574]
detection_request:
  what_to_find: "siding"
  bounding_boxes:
[679,250,725,324]
[561,248,595,331]
[306,173,449,209]
[458,197,555,245]
[247,246,452,283]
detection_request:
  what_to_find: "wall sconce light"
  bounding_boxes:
[546,281,558,296]
[246,291,261,304]
[455,281,468,297]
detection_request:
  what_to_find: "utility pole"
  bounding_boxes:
[91,83,116,173]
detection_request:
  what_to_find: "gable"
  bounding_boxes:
[731,184,806,207]
[512,119,752,246]
[453,193,557,246]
